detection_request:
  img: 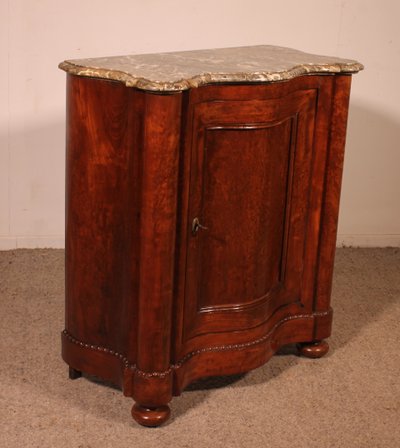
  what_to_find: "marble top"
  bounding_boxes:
[59,45,363,92]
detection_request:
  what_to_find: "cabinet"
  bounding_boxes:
[59,46,362,426]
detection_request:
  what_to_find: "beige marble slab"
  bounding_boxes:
[59,45,363,92]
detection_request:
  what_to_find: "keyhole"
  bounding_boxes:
[192,217,207,235]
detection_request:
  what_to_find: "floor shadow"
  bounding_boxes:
[184,373,247,391]
[80,372,122,391]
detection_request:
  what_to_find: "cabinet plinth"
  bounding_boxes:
[61,46,361,426]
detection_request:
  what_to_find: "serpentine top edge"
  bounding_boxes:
[59,45,363,92]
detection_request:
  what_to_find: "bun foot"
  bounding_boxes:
[69,366,82,379]
[297,340,329,358]
[131,403,171,427]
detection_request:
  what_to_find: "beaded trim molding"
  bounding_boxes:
[62,309,330,379]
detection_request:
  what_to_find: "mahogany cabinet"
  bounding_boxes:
[59,46,362,426]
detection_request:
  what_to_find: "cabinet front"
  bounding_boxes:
[178,81,326,345]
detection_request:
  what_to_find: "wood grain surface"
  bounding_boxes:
[63,73,353,426]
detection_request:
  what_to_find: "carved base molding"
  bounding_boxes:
[62,308,331,383]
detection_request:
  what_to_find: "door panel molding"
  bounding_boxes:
[182,89,318,340]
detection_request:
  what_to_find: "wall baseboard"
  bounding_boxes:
[0,236,65,250]
[336,234,400,248]
[0,234,399,250]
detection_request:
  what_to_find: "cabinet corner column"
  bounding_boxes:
[132,92,182,427]
[313,75,352,342]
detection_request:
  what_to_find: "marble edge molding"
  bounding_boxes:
[58,54,364,93]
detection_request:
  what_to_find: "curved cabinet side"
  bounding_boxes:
[63,75,143,388]
[314,75,352,313]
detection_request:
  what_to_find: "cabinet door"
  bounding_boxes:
[182,85,319,341]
